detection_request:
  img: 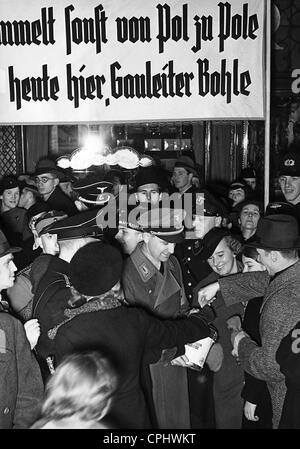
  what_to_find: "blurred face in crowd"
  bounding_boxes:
[143,234,175,264]
[40,233,60,255]
[228,188,245,207]
[239,204,260,233]
[115,226,142,255]
[18,188,34,209]
[0,253,17,290]
[207,238,237,277]
[35,173,59,198]
[59,181,75,199]
[242,255,265,273]
[278,175,300,205]
[0,187,20,212]
[136,183,160,205]
[172,167,193,192]
[255,248,276,276]
[243,178,256,190]
[192,215,221,239]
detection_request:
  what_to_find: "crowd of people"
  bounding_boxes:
[0,148,300,429]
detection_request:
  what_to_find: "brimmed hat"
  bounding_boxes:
[134,167,161,189]
[0,175,19,195]
[33,159,64,179]
[44,209,104,241]
[118,204,147,231]
[278,152,300,177]
[69,242,123,296]
[247,214,300,250]
[174,156,198,177]
[138,207,185,243]
[198,228,230,260]
[265,201,298,219]
[72,177,114,205]
[36,210,68,237]
[0,229,21,258]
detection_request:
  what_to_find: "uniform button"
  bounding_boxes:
[187,257,191,261]
[188,282,192,286]
[188,246,192,250]
[3,407,9,415]
[188,294,192,298]
[148,290,152,294]
[187,270,190,274]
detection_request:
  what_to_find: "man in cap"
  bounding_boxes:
[133,166,161,205]
[33,158,77,216]
[172,156,199,196]
[31,209,104,380]
[6,211,67,320]
[0,229,44,428]
[277,151,300,227]
[122,206,193,429]
[196,214,300,428]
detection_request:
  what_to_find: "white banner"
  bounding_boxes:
[0,0,265,124]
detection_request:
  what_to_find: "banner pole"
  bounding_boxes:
[264,0,271,210]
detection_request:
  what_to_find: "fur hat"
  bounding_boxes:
[69,242,123,296]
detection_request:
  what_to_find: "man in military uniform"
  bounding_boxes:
[32,209,103,380]
[174,193,226,429]
[122,206,191,429]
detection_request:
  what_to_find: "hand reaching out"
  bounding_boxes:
[24,319,40,350]
[197,282,219,308]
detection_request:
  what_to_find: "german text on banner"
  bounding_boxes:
[0,0,265,124]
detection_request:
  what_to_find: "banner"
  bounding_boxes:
[0,0,265,124]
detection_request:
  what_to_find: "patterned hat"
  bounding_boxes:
[278,152,300,177]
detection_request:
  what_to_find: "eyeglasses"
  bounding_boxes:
[34,176,56,184]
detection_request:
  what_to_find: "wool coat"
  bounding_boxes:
[0,312,44,428]
[51,299,210,429]
[217,261,300,428]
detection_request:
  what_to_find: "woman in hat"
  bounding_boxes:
[193,228,245,429]
[0,175,32,245]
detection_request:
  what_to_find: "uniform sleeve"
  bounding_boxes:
[13,319,44,429]
[142,311,211,365]
[276,320,300,388]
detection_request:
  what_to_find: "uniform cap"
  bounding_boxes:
[138,207,185,243]
[69,242,123,296]
[278,152,300,177]
[174,156,198,177]
[36,210,68,236]
[44,209,104,241]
